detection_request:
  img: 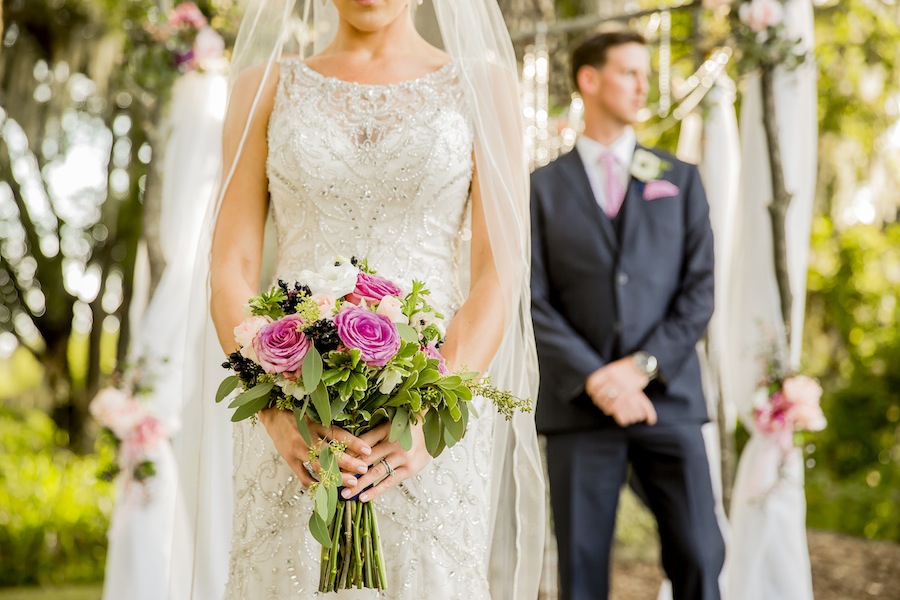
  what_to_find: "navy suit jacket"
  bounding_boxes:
[530,145,715,434]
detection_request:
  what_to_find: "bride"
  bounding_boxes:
[181,0,545,598]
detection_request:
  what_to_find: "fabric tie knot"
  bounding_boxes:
[600,151,626,218]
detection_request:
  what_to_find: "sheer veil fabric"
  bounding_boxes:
[170,1,545,598]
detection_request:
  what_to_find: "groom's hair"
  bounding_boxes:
[571,29,647,92]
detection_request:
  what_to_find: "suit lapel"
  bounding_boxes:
[557,149,619,252]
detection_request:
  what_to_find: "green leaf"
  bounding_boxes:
[311,383,331,426]
[396,323,419,343]
[436,375,462,389]
[302,346,323,392]
[348,371,368,391]
[309,512,332,548]
[320,446,336,472]
[443,408,465,445]
[216,375,239,403]
[444,388,458,411]
[326,485,338,524]
[293,407,312,446]
[414,369,441,387]
[423,410,442,456]
[228,382,275,408]
[231,394,271,422]
[455,385,473,401]
[410,390,422,413]
[386,389,412,407]
[399,422,413,451]
[315,484,330,521]
[388,408,408,443]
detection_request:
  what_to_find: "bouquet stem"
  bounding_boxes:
[318,500,385,592]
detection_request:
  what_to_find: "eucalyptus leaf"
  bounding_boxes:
[399,423,412,451]
[423,410,442,456]
[309,512,332,548]
[228,382,275,408]
[311,383,331,426]
[436,375,462,389]
[326,485,338,524]
[444,388,458,411]
[231,394,271,422]
[302,346,323,392]
[215,375,239,403]
[389,408,408,443]
[386,390,412,408]
[315,485,330,521]
[414,369,441,387]
[293,406,312,446]
[444,408,465,442]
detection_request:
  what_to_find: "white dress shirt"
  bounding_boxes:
[575,128,636,214]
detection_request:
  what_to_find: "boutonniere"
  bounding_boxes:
[629,148,671,182]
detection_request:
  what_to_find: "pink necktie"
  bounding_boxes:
[600,151,625,218]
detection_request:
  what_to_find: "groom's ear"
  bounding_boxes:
[575,66,600,97]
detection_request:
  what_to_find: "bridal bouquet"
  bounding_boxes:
[218,257,530,592]
[145,2,226,73]
[90,366,168,495]
[753,371,826,450]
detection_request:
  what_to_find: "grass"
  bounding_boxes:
[0,586,102,600]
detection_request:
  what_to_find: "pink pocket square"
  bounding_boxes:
[643,179,680,200]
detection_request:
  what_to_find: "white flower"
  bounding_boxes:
[377,369,404,394]
[376,295,407,324]
[277,379,308,400]
[410,310,437,333]
[90,387,145,439]
[234,315,271,362]
[298,261,359,298]
[193,27,225,70]
[739,0,784,34]
[629,149,665,182]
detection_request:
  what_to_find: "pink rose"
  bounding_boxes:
[347,272,403,305]
[783,376,826,431]
[169,2,207,28]
[253,314,311,374]
[422,341,449,375]
[375,295,407,324]
[311,292,337,317]
[90,388,144,439]
[739,0,784,33]
[754,390,792,435]
[130,415,168,450]
[193,27,224,69]
[335,306,401,367]
[234,315,272,362]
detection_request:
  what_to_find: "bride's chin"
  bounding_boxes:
[333,0,410,29]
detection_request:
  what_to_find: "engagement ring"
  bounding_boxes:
[302,460,318,480]
[381,458,395,478]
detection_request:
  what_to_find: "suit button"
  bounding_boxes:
[617,273,629,286]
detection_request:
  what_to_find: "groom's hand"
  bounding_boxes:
[586,356,650,411]
[602,391,658,427]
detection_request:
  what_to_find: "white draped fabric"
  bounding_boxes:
[101,70,228,600]
[724,1,818,599]
[657,73,741,600]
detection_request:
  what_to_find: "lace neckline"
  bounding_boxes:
[288,58,456,89]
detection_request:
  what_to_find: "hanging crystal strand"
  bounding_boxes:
[522,44,537,170]
[534,22,551,167]
[560,94,583,156]
[658,9,672,118]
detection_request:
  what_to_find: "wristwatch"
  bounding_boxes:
[633,351,659,381]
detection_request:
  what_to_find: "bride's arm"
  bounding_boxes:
[210,65,370,487]
[344,162,504,501]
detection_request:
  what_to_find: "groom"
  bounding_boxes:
[531,30,725,600]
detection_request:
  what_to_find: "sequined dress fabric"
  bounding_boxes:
[224,58,494,599]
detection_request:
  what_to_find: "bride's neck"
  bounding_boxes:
[329,13,422,57]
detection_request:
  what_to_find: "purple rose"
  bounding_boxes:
[253,314,310,374]
[335,306,401,367]
[347,272,403,305]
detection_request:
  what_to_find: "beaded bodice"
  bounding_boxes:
[267,58,474,313]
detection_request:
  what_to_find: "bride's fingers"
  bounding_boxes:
[357,422,391,452]
[357,466,401,503]
[309,425,371,474]
[341,453,398,499]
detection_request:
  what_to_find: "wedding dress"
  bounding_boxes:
[223,57,494,599]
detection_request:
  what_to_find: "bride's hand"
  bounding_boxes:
[259,407,372,489]
[339,421,432,502]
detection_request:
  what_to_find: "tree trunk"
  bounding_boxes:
[760,66,794,346]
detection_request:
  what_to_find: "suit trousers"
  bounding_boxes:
[546,423,725,600]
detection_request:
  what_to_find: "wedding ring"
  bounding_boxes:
[606,389,619,399]
[381,458,395,478]
[302,460,318,480]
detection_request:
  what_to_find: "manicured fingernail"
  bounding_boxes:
[342,489,352,499]
[359,494,368,502]
[345,478,357,487]
[357,464,367,474]
[361,446,371,455]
